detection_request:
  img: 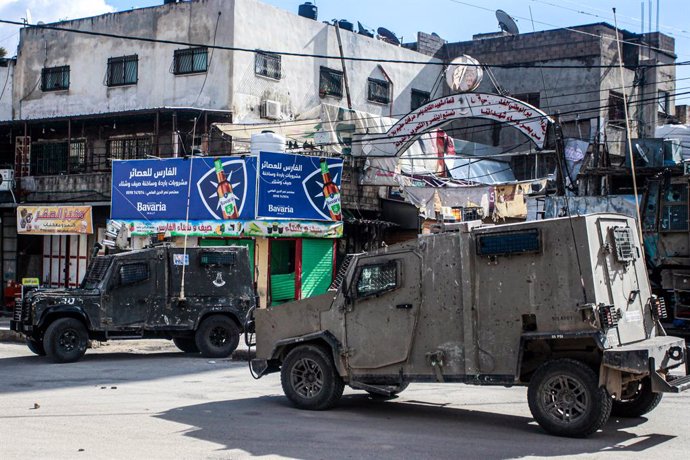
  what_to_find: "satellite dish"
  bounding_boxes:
[377,27,400,46]
[496,9,519,35]
[357,21,374,38]
[445,55,484,93]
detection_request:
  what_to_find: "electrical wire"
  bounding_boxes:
[0,18,687,69]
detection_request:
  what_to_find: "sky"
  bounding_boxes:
[1,0,688,100]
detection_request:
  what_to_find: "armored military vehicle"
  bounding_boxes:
[11,245,256,363]
[249,214,689,437]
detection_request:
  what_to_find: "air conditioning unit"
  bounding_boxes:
[261,100,281,120]
[0,169,15,191]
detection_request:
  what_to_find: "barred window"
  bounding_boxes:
[367,78,390,104]
[31,140,86,176]
[107,55,138,86]
[255,51,282,80]
[356,261,398,298]
[173,47,208,75]
[319,67,343,98]
[42,66,70,91]
[108,136,153,161]
[411,89,430,111]
[608,91,626,127]
[119,263,149,285]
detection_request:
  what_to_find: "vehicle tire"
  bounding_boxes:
[173,337,200,354]
[43,318,88,363]
[366,382,409,399]
[281,345,344,410]
[611,377,662,418]
[528,359,612,438]
[26,337,46,356]
[195,315,240,358]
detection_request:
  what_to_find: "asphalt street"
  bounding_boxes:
[0,340,689,460]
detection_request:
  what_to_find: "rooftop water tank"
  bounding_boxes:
[251,131,286,156]
[298,2,318,20]
[338,19,354,32]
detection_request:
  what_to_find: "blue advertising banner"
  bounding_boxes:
[256,152,343,221]
[111,157,257,221]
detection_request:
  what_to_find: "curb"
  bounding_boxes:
[0,329,24,344]
[231,348,256,362]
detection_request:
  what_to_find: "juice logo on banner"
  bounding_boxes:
[196,158,250,220]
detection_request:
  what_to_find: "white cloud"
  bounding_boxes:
[0,0,116,56]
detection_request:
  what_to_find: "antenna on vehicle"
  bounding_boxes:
[495,9,519,35]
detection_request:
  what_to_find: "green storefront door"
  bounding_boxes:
[301,239,334,298]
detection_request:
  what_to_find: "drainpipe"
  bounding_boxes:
[334,23,353,110]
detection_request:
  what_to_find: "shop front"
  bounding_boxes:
[15,204,97,288]
[110,152,343,308]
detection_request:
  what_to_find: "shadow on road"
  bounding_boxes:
[156,394,675,459]
[0,350,242,395]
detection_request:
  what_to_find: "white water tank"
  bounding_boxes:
[251,130,286,155]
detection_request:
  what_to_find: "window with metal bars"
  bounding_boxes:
[608,91,626,127]
[200,251,236,266]
[31,140,86,176]
[411,89,430,111]
[173,47,208,75]
[355,260,398,298]
[367,78,390,104]
[107,55,138,86]
[319,66,343,98]
[107,136,153,161]
[119,263,149,285]
[41,65,70,91]
[255,51,282,80]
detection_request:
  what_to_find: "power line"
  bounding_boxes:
[0,18,687,70]
[447,0,686,59]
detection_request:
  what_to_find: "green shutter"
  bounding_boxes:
[301,239,333,298]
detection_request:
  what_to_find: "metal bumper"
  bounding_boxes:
[603,335,690,393]
[9,320,29,333]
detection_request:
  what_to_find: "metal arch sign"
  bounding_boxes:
[353,93,553,157]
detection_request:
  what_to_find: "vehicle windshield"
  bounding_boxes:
[80,256,113,289]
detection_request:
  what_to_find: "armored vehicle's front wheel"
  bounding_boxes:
[528,359,612,437]
[611,377,662,418]
[44,318,88,363]
[281,345,344,410]
[173,337,200,354]
[195,315,240,358]
[26,337,46,356]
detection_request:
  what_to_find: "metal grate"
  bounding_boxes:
[120,263,149,285]
[330,254,356,291]
[83,256,112,288]
[255,51,282,79]
[476,228,541,257]
[356,261,397,297]
[612,226,635,263]
[200,251,236,266]
[13,302,23,321]
[173,47,208,75]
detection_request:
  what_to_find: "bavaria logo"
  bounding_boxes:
[302,161,343,221]
[196,159,248,219]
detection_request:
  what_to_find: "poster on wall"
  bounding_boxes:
[111,157,257,221]
[256,152,343,221]
[16,205,93,235]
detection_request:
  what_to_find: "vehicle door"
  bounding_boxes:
[344,250,421,371]
[105,258,161,329]
[595,217,649,344]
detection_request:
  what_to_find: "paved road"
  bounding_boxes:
[1,341,689,460]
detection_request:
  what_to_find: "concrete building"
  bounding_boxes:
[408,24,677,184]
[0,0,441,293]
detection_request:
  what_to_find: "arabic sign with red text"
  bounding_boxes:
[17,206,93,235]
[355,93,552,157]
